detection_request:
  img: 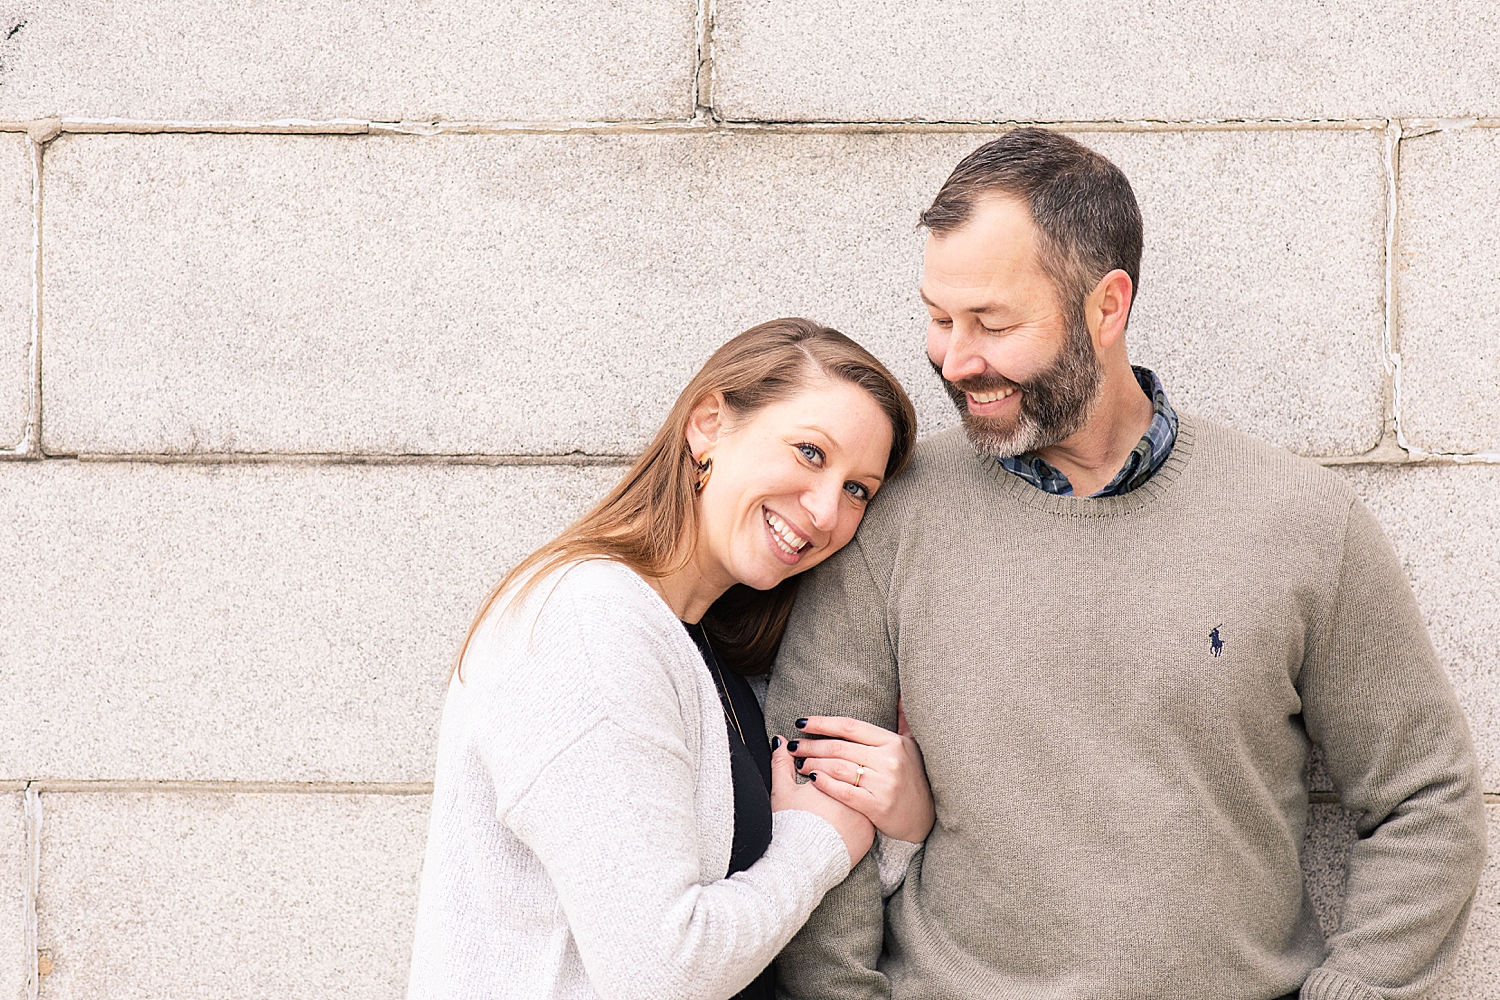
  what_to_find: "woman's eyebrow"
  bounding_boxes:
[791,425,885,484]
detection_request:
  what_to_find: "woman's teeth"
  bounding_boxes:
[970,386,1016,404]
[764,510,810,554]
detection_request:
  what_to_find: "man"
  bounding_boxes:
[765,128,1486,1000]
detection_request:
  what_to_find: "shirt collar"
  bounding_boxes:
[996,367,1178,498]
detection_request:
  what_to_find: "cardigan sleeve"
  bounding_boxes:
[1297,498,1487,1000]
[473,561,851,1000]
[504,718,850,1000]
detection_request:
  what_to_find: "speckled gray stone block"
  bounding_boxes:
[35,791,427,1000]
[1340,465,1500,793]
[1428,805,1499,1000]
[1396,126,1500,455]
[1301,802,1357,938]
[43,129,1385,457]
[1,793,24,1000]
[713,1,1500,121]
[1086,129,1387,456]
[0,461,618,782]
[0,1,694,122]
[0,134,31,450]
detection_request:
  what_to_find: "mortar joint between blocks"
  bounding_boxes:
[5,115,1454,137]
[692,0,715,119]
[1379,119,1413,462]
[22,782,40,1000]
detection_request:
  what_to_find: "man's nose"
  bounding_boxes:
[940,323,987,382]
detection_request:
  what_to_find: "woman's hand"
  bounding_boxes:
[785,713,934,844]
[770,736,875,867]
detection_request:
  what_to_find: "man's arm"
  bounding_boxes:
[765,535,900,1000]
[1298,499,1488,1000]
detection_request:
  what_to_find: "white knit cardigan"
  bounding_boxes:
[406,560,852,1000]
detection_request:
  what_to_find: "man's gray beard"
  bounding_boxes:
[933,314,1104,458]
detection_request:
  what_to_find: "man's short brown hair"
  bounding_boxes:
[921,128,1144,321]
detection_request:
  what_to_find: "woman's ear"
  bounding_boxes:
[685,392,725,458]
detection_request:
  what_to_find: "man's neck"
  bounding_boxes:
[1033,364,1155,497]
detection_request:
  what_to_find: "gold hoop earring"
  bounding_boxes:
[693,455,713,494]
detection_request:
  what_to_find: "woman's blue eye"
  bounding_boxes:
[797,443,824,464]
[844,481,870,502]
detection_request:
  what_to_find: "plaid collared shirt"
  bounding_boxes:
[997,366,1178,498]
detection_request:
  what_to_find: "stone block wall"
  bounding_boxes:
[0,2,1495,996]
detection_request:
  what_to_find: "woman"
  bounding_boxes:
[408,318,933,1000]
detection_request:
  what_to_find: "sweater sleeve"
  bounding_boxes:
[1297,499,1488,1000]
[504,719,850,1000]
[764,536,900,1000]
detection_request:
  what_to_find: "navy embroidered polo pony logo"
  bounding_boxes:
[1209,626,1224,657]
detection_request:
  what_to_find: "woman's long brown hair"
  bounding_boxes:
[453,317,916,678]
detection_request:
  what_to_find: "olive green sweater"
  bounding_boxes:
[765,416,1486,1000]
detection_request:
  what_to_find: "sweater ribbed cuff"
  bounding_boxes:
[872,834,923,898]
[1298,969,1382,1000]
[771,809,852,893]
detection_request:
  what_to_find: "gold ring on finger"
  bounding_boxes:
[854,764,866,787]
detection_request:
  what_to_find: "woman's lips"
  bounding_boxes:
[763,506,810,565]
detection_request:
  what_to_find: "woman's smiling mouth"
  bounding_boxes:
[763,506,811,561]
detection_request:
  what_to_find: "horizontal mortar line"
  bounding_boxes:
[716,117,1393,133]
[1322,448,1500,467]
[63,451,637,467]
[8,781,1493,803]
[48,117,714,137]
[1,448,1493,468]
[1405,449,1500,465]
[2,115,1492,137]
[28,449,1499,468]
[24,779,433,795]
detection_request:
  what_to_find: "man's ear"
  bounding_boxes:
[1086,269,1134,350]
[685,392,726,458]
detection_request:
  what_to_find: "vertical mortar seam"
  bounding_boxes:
[22,783,40,1000]
[693,0,714,119]
[1381,120,1413,457]
[27,134,41,458]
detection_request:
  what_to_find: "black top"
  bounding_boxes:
[683,621,775,1000]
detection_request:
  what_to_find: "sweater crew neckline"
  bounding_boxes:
[979,414,1198,517]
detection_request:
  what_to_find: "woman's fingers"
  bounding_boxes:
[796,715,898,747]
[805,769,873,811]
[803,757,877,790]
[787,737,865,764]
[769,736,798,791]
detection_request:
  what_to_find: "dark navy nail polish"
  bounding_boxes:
[786,740,800,752]
[795,758,805,770]
[771,736,782,750]
[808,772,817,781]
[795,718,808,729]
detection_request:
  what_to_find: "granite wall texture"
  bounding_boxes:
[0,1,1495,996]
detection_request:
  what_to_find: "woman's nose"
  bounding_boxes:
[803,481,843,533]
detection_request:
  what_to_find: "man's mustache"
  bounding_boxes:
[927,358,1024,398]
